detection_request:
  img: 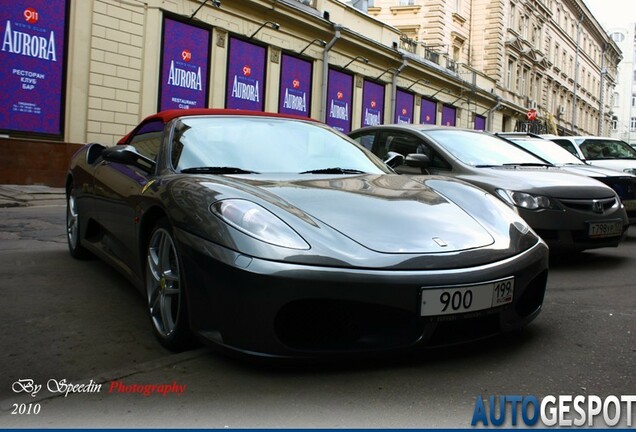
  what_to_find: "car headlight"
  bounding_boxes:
[623,168,636,175]
[496,189,559,211]
[210,199,310,250]
[485,193,530,234]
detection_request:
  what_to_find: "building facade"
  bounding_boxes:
[364,0,621,135]
[0,0,622,186]
[606,24,635,145]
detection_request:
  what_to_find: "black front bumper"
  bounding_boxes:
[176,229,549,359]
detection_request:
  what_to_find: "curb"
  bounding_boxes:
[0,185,66,208]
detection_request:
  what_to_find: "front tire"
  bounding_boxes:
[66,183,92,259]
[145,218,194,351]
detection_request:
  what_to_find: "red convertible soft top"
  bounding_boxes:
[118,109,319,145]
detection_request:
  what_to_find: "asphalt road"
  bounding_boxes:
[0,203,634,428]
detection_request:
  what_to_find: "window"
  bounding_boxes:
[532,25,540,48]
[632,94,636,107]
[518,15,525,35]
[376,132,451,171]
[562,51,567,71]
[552,139,578,156]
[611,32,625,43]
[452,44,462,62]
[632,117,636,131]
[509,3,516,29]
[127,119,165,163]
[614,92,620,107]
[351,131,376,151]
[507,58,514,89]
[533,75,541,101]
[399,0,414,5]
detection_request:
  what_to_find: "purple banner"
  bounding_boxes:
[0,0,68,136]
[361,80,384,127]
[159,17,210,111]
[442,105,456,126]
[278,54,311,117]
[226,38,265,111]
[474,114,486,130]
[395,89,414,124]
[420,98,436,125]
[326,68,353,133]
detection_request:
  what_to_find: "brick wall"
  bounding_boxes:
[87,0,144,145]
[0,138,83,187]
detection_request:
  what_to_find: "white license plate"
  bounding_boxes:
[420,277,514,317]
[588,220,623,238]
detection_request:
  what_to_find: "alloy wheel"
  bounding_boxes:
[146,227,182,338]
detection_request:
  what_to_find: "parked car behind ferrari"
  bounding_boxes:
[497,133,636,224]
[545,135,636,175]
[66,109,548,358]
[349,125,629,252]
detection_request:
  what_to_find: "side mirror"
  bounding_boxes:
[102,145,156,172]
[384,151,405,168]
[86,143,106,165]
[405,153,431,168]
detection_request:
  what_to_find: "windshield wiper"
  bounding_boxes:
[180,166,260,174]
[299,168,366,174]
[502,162,552,167]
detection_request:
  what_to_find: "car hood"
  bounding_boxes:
[464,166,616,198]
[165,173,542,269]
[241,174,496,254]
[556,164,627,178]
[586,159,636,172]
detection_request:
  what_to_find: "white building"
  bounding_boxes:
[607,25,636,145]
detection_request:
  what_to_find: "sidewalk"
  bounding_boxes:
[0,184,66,208]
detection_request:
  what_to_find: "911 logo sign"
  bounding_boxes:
[24,8,39,24]
[181,49,191,62]
[292,79,300,89]
[371,100,376,108]
[402,108,407,115]
[242,65,251,77]
[336,91,343,100]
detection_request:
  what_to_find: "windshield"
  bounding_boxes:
[577,138,636,160]
[423,129,546,166]
[505,137,584,165]
[170,116,389,174]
